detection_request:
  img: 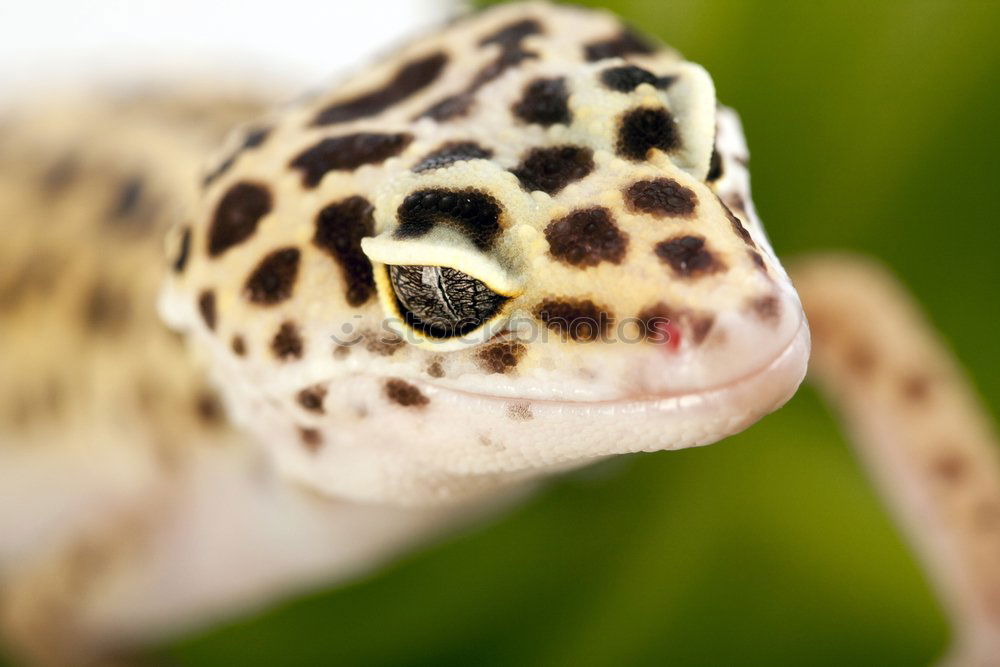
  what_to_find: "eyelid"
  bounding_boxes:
[361,235,524,297]
[660,61,717,180]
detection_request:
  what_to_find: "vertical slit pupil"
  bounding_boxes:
[388,265,507,338]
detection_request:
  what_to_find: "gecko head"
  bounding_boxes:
[161,2,809,504]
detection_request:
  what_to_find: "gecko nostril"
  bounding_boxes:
[648,318,682,352]
[638,304,716,353]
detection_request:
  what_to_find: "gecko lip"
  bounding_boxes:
[414,314,810,415]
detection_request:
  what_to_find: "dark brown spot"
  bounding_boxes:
[725,193,748,214]
[624,178,697,217]
[313,52,448,125]
[706,146,723,182]
[194,389,224,427]
[749,250,767,273]
[417,23,539,122]
[290,133,413,188]
[208,182,272,256]
[412,141,493,173]
[365,331,406,356]
[172,227,191,273]
[478,434,504,450]
[617,107,679,161]
[313,196,377,307]
[511,145,594,195]
[600,65,674,92]
[692,316,715,344]
[42,154,79,193]
[84,281,130,334]
[506,402,533,421]
[0,254,60,313]
[243,247,300,305]
[718,196,755,247]
[417,93,476,122]
[750,295,781,322]
[845,341,877,377]
[243,126,271,149]
[271,321,304,361]
[198,290,217,331]
[231,335,247,356]
[109,175,145,220]
[545,207,627,267]
[477,341,526,374]
[584,28,656,62]
[637,306,674,345]
[512,77,571,126]
[931,451,966,484]
[203,155,236,188]
[333,344,351,360]
[299,427,323,452]
[384,378,429,407]
[296,385,327,414]
[479,18,542,48]
[469,41,536,89]
[638,303,714,346]
[900,374,932,403]
[655,235,723,278]
[395,189,503,251]
[203,126,272,187]
[535,299,612,342]
[427,358,445,378]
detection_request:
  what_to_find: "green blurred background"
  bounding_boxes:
[157,1,1000,664]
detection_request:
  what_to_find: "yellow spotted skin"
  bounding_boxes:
[0,88,270,503]
[0,90,265,444]
[2,2,998,665]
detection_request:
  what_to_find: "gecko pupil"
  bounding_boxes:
[388,265,507,338]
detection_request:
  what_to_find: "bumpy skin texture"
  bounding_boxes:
[2,2,997,665]
[162,1,808,506]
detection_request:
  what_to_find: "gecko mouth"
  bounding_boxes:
[413,315,810,416]
[276,317,809,505]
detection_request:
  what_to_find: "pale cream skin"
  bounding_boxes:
[0,3,997,665]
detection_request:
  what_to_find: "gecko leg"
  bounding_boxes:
[791,253,1000,666]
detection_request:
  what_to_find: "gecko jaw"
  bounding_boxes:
[410,315,809,426]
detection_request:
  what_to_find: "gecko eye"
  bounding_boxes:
[388,264,509,339]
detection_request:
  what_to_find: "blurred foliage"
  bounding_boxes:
[161,1,1000,664]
